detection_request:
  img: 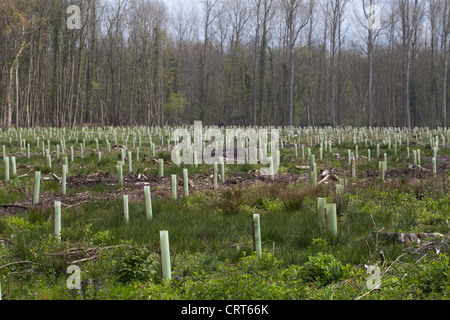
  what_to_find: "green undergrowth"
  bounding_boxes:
[0,178,449,300]
[0,128,449,300]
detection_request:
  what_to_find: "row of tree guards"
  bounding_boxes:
[18,136,443,208]
[2,123,447,184]
[2,126,447,286]
[7,121,445,209]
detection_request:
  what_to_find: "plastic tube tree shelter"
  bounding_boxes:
[193,150,198,168]
[253,214,262,257]
[351,159,356,178]
[311,169,317,188]
[128,151,132,173]
[172,175,177,200]
[144,186,153,219]
[4,156,9,181]
[123,195,129,222]
[183,168,189,196]
[11,156,16,178]
[158,159,164,177]
[213,162,218,189]
[220,156,225,183]
[269,156,274,181]
[326,203,338,236]
[62,164,68,195]
[160,230,171,281]
[33,171,41,205]
[432,157,437,175]
[378,161,385,181]
[117,161,123,187]
[54,201,62,241]
[316,198,327,226]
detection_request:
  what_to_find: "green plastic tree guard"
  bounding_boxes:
[62,164,67,195]
[270,156,274,181]
[172,175,177,200]
[55,201,61,241]
[158,159,164,177]
[316,198,327,226]
[310,154,315,169]
[194,150,198,168]
[311,170,317,188]
[160,230,171,281]
[33,171,41,205]
[117,162,123,187]
[47,153,52,169]
[253,214,262,257]
[144,186,153,220]
[128,151,132,173]
[4,157,9,181]
[123,195,129,222]
[379,161,385,181]
[326,203,337,236]
[213,162,218,189]
[11,156,16,178]
[220,157,225,183]
[183,168,189,196]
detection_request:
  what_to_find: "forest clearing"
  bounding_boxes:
[1,0,450,305]
[0,125,448,301]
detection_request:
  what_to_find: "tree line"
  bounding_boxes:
[0,0,449,129]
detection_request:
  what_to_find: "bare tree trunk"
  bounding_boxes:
[252,0,262,126]
[442,37,448,128]
[6,41,26,129]
[15,59,20,127]
[367,35,373,127]
[282,0,309,126]
[442,0,449,127]
[330,45,336,127]
[399,0,423,129]
[289,43,295,126]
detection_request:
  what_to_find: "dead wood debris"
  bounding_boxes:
[373,231,445,244]
[45,244,125,265]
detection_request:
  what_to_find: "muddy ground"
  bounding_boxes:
[0,156,448,216]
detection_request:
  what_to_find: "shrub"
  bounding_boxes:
[239,251,285,273]
[91,230,115,247]
[300,252,350,286]
[417,253,449,296]
[114,246,159,284]
[254,198,283,211]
